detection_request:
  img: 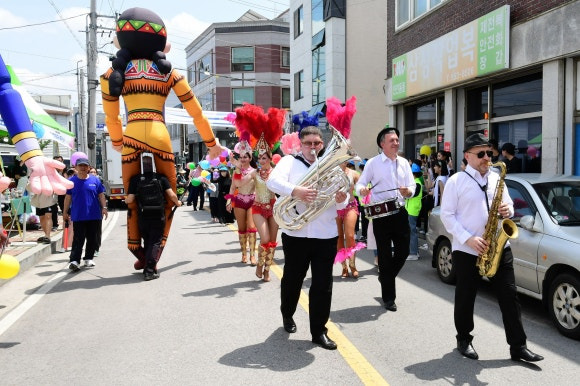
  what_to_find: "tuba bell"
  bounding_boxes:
[273,126,357,230]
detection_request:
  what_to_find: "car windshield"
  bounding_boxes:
[533,181,580,225]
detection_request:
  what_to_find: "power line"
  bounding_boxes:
[0,13,86,31]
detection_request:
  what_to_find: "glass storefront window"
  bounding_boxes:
[491,117,542,172]
[406,100,436,130]
[466,86,488,121]
[312,0,324,37]
[492,72,542,117]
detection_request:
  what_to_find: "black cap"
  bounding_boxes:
[376,127,400,147]
[464,133,490,153]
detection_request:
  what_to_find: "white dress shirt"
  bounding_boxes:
[440,165,514,255]
[355,153,415,206]
[267,153,349,239]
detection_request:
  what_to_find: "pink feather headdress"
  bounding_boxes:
[325,96,357,139]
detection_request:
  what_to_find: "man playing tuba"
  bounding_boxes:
[267,124,349,350]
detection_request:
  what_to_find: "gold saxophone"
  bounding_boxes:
[476,161,519,277]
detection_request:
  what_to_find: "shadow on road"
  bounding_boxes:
[404,351,541,385]
[219,329,316,371]
[182,279,262,298]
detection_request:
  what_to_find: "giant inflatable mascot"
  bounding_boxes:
[1,53,73,280]
[0,54,72,196]
[100,8,222,271]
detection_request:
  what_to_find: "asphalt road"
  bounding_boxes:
[0,207,578,385]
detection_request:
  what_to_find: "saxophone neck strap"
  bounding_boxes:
[463,170,489,211]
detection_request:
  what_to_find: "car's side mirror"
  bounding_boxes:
[520,213,543,233]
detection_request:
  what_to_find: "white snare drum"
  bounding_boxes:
[363,198,401,219]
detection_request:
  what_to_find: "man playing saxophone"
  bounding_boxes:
[440,133,543,362]
[267,125,349,350]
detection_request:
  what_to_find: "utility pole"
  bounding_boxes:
[86,0,98,164]
[78,67,86,153]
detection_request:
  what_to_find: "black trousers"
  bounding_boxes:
[70,219,102,262]
[280,233,337,337]
[372,209,410,303]
[187,185,205,208]
[138,217,165,270]
[453,248,527,347]
[358,201,368,238]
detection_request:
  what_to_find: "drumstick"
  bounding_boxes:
[372,187,401,194]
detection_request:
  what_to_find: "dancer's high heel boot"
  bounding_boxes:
[247,229,258,266]
[256,243,268,279]
[238,231,248,263]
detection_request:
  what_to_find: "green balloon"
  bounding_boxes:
[187,162,196,170]
[191,177,201,186]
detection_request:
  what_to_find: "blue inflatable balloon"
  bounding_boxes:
[199,160,211,170]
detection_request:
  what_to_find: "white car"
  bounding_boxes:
[427,174,580,340]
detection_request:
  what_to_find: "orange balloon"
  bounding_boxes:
[0,254,20,279]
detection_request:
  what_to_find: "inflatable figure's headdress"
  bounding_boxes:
[325,96,357,140]
[292,111,323,134]
[231,103,285,156]
[109,7,172,96]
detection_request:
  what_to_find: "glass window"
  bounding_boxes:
[231,47,254,72]
[232,88,254,110]
[282,88,290,109]
[491,117,542,172]
[281,47,290,68]
[414,0,428,18]
[397,0,447,27]
[466,86,489,121]
[198,92,213,111]
[294,6,303,39]
[197,53,212,83]
[397,0,410,26]
[294,70,304,101]
[492,73,542,117]
[312,46,326,105]
[187,65,195,84]
[406,99,436,130]
[312,0,324,37]
[506,181,536,220]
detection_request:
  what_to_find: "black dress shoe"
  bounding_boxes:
[510,346,544,362]
[457,340,479,360]
[283,317,297,333]
[384,300,397,312]
[312,333,337,350]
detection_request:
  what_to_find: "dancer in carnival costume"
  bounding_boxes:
[326,96,365,278]
[228,104,285,281]
[225,108,258,265]
[100,8,221,270]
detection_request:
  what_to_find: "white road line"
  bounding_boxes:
[0,210,119,337]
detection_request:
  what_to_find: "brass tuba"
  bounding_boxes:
[273,126,357,230]
[476,161,519,277]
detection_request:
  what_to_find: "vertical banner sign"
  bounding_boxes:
[392,5,510,101]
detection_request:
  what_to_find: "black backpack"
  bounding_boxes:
[136,175,166,219]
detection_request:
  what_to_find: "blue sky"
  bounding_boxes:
[0,0,288,106]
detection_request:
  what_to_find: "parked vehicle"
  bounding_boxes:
[427,174,580,340]
[101,131,126,206]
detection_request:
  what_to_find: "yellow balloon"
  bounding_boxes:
[200,170,210,178]
[420,145,432,156]
[0,254,20,280]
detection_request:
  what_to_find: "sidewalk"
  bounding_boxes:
[1,212,108,287]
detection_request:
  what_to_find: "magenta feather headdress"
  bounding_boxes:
[325,96,357,139]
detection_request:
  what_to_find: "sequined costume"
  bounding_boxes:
[252,173,276,218]
[336,198,359,219]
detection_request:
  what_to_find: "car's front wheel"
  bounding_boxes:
[548,273,580,340]
[435,238,456,284]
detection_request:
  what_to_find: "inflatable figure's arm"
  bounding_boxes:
[0,54,73,195]
[100,68,123,152]
[171,70,223,159]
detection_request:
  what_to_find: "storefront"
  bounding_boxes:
[387,3,580,175]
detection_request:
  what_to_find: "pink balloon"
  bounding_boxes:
[220,149,230,158]
[272,154,282,165]
[205,155,210,161]
[210,158,220,167]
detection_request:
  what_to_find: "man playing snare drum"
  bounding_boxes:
[356,127,415,312]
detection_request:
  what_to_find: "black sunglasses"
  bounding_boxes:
[468,150,493,159]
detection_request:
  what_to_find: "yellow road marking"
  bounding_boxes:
[227,223,388,385]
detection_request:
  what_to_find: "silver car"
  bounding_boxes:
[427,174,580,340]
